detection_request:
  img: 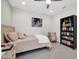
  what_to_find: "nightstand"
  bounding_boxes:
[1,43,15,59]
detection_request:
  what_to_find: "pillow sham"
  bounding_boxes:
[17,32,26,39]
[7,32,18,41]
[3,32,12,42]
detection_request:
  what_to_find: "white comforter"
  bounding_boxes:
[9,34,51,53]
[35,34,50,43]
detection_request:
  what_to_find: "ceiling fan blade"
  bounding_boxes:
[34,0,46,1]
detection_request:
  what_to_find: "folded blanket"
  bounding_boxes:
[35,34,50,43]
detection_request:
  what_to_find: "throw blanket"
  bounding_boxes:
[35,34,50,43]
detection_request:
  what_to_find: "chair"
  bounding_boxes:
[48,32,57,42]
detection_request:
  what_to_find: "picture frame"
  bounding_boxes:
[32,17,42,27]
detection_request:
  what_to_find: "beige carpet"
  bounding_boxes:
[16,43,77,59]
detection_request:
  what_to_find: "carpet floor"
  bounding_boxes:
[16,43,77,59]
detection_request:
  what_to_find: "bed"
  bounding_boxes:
[2,25,52,53]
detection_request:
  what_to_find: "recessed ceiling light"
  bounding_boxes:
[22,1,26,5]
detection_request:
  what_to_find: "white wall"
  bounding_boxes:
[12,7,77,42]
[1,0,12,25]
[1,0,13,43]
[51,9,77,42]
[12,8,53,36]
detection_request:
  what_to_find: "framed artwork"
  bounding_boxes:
[32,17,42,27]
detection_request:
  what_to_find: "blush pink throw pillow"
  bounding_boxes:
[7,32,18,41]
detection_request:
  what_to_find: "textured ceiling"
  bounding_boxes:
[8,0,77,15]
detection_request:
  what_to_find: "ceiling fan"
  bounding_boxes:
[34,0,62,9]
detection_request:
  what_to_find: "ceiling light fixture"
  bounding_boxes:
[46,0,51,4]
[22,1,26,5]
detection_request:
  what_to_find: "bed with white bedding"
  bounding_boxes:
[14,35,51,53]
[2,25,51,54]
[4,33,51,53]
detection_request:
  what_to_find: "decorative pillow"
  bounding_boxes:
[17,32,26,39]
[3,32,12,42]
[7,32,18,41]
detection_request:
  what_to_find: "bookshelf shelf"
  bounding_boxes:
[60,15,77,49]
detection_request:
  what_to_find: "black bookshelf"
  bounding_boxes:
[60,15,77,49]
